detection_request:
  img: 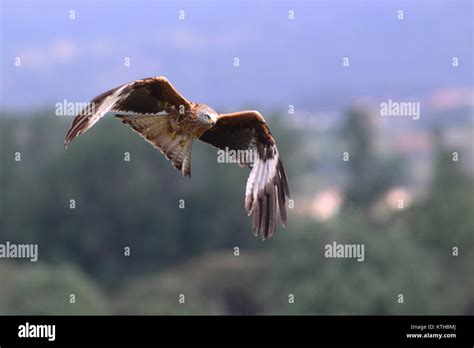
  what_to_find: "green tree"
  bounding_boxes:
[0,262,107,314]
[0,111,296,292]
[112,251,271,315]
[405,145,474,314]
[265,212,462,314]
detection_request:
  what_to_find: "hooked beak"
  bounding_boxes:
[208,117,216,126]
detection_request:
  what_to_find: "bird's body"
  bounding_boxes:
[65,76,289,239]
[169,103,217,137]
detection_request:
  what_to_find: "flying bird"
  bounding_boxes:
[65,76,290,239]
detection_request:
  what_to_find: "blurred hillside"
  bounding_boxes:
[0,104,472,315]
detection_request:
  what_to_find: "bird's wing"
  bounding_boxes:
[65,76,190,146]
[199,110,290,239]
[116,114,193,177]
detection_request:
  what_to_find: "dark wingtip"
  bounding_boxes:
[64,134,73,148]
[64,129,79,148]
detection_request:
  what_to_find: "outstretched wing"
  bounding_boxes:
[199,111,290,240]
[65,76,190,146]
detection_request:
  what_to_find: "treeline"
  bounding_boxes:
[0,107,472,314]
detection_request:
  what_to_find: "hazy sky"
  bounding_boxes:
[1,0,472,111]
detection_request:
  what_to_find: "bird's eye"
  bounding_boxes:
[205,114,211,120]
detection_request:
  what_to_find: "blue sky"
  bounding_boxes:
[1,0,472,111]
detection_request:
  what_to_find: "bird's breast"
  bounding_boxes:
[169,112,209,139]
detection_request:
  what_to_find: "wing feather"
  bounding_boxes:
[65,76,190,146]
[199,110,290,239]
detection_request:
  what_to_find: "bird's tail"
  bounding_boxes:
[116,114,193,177]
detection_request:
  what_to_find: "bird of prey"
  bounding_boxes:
[65,76,289,239]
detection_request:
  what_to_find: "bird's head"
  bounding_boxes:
[197,105,219,128]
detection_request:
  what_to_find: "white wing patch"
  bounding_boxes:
[244,146,282,239]
[82,84,130,135]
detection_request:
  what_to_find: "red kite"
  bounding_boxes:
[65,77,289,239]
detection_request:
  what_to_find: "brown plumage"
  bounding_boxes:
[65,76,290,239]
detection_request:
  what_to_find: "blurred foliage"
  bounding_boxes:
[112,251,271,315]
[0,110,299,291]
[342,106,405,210]
[0,262,107,314]
[404,143,474,314]
[0,106,472,315]
[265,212,464,315]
